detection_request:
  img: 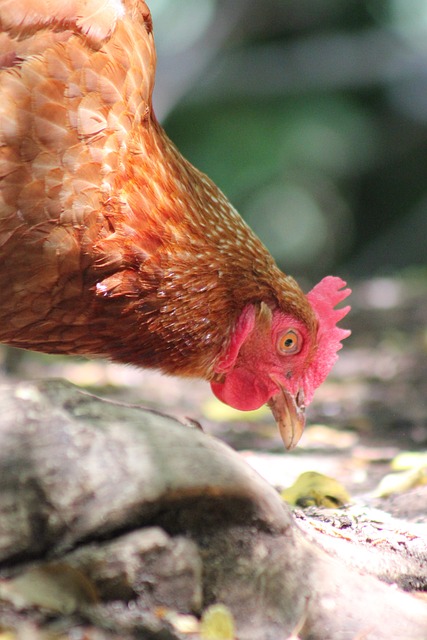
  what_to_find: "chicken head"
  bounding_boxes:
[211,276,351,449]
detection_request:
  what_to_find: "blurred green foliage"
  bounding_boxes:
[152,0,427,279]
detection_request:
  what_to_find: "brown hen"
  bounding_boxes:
[0,0,350,448]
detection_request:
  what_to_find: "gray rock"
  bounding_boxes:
[1,379,426,640]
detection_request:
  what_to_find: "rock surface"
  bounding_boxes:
[0,379,427,640]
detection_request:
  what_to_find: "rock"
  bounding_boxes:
[1,379,427,640]
[66,527,202,611]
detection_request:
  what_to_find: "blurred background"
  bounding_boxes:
[151,0,427,284]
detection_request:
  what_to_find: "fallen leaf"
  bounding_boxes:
[303,424,358,449]
[200,603,235,640]
[391,451,427,471]
[373,467,427,498]
[202,398,268,422]
[281,471,351,508]
[0,563,98,614]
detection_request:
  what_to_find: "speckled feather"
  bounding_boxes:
[0,0,317,379]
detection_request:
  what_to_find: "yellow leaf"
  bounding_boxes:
[391,451,427,471]
[202,398,268,423]
[200,604,235,640]
[374,467,427,498]
[281,471,351,508]
[303,424,358,449]
[0,563,98,614]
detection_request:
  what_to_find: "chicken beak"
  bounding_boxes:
[267,382,306,450]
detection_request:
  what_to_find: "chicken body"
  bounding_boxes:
[0,0,350,448]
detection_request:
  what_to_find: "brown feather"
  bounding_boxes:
[0,0,317,380]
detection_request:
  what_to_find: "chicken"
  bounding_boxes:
[0,0,350,449]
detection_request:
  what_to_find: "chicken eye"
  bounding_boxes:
[277,329,302,355]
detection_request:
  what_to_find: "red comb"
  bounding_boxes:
[303,276,351,402]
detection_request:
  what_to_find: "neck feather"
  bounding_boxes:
[91,122,316,378]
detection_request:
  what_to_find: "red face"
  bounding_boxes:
[211,277,351,449]
[211,305,312,449]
